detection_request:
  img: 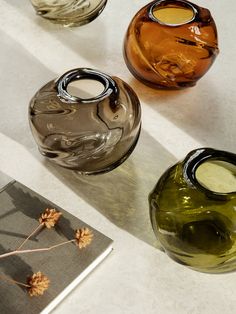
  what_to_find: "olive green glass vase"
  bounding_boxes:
[149,148,236,273]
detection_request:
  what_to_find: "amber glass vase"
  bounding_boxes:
[149,148,236,273]
[29,68,141,174]
[30,0,107,26]
[124,0,219,89]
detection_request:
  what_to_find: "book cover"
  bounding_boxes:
[0,172,113,313]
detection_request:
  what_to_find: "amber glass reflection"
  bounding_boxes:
[30,0,107,26]
[124,0,219,89]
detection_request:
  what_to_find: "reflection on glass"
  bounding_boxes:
[29,68,141,174]
[124,0,219,89]
[196,161,236,194]
[149,148,236,273]
[30,0,107,26]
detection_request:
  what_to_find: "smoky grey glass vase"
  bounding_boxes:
[29,68,141,174]
[30,0,107,27]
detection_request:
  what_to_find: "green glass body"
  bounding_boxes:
[149,148,236,273]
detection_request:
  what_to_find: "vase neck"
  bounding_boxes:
[183,148,236,200]
[148,0,200,27]
[56,68,119,104]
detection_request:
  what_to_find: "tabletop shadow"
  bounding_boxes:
[35,18,109,68]
[42,130,176,249]
[129,77,233,152]
[3,183,75,242]
[0,244,33,288]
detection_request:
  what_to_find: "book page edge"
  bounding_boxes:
[41,244,113,314]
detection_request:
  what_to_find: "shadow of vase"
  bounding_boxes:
[34,11,109,67]
[42,130,176,249]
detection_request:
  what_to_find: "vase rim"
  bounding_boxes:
[149,0,198,27]
[56,68,118,104]
[183,148,236,199]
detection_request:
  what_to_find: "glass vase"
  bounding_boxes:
[29,68,141,174]
[149,148,236,273]
[30,0,107,27]
[124,0,219,89]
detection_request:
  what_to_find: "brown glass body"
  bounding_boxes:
[29,68,141,174]
[124,0,219,89]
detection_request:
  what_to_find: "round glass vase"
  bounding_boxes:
[30,0,107,27]
[149,148,236,273]
[124,0,219,89]
[29,68,141,174]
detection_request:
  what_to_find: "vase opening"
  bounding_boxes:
[67,79,105,100]
[195,160,236,194]
[56,68,118,103]
[150,0,197,26]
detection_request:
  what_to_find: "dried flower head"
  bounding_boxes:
[27,271,50,297]
[75,227,93,249]
[39,208,62,229]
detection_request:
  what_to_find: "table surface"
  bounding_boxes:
[0,0,235,313]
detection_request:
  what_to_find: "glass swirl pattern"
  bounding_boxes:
[29,68,141,174]
[149,148,236,273]
[124,0,219,89]
[30,0,107,26]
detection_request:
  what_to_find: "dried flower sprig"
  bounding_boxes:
[16,208,62,250]
[27,272,50,297]
[39,208,62,229]
[0,205,94,298]
[0,272,49,297]
[75,227,93,249]
[0,228,93,259]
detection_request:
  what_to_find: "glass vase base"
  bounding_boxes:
[126,63,196,90]
[31,0,107,27]
[167,251,236,274]
[35,10,104,27]
[39,126,141,175]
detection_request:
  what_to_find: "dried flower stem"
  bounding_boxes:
[0,274,30,288]
[0,239,76,259]
[16,224,43,251]
[15,208,62,251]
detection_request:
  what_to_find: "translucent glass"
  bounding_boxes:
[29,68,141,174]
[196,161,236,194]
[149,148,236,273]
[152,5,194,25]
[124,0,219,89]
[30,0,107,26]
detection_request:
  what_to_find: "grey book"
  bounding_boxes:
[0,172,113,314]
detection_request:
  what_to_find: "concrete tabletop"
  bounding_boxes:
[0,1,235,313]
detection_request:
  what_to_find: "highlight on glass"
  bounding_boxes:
[124,0,219,89]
